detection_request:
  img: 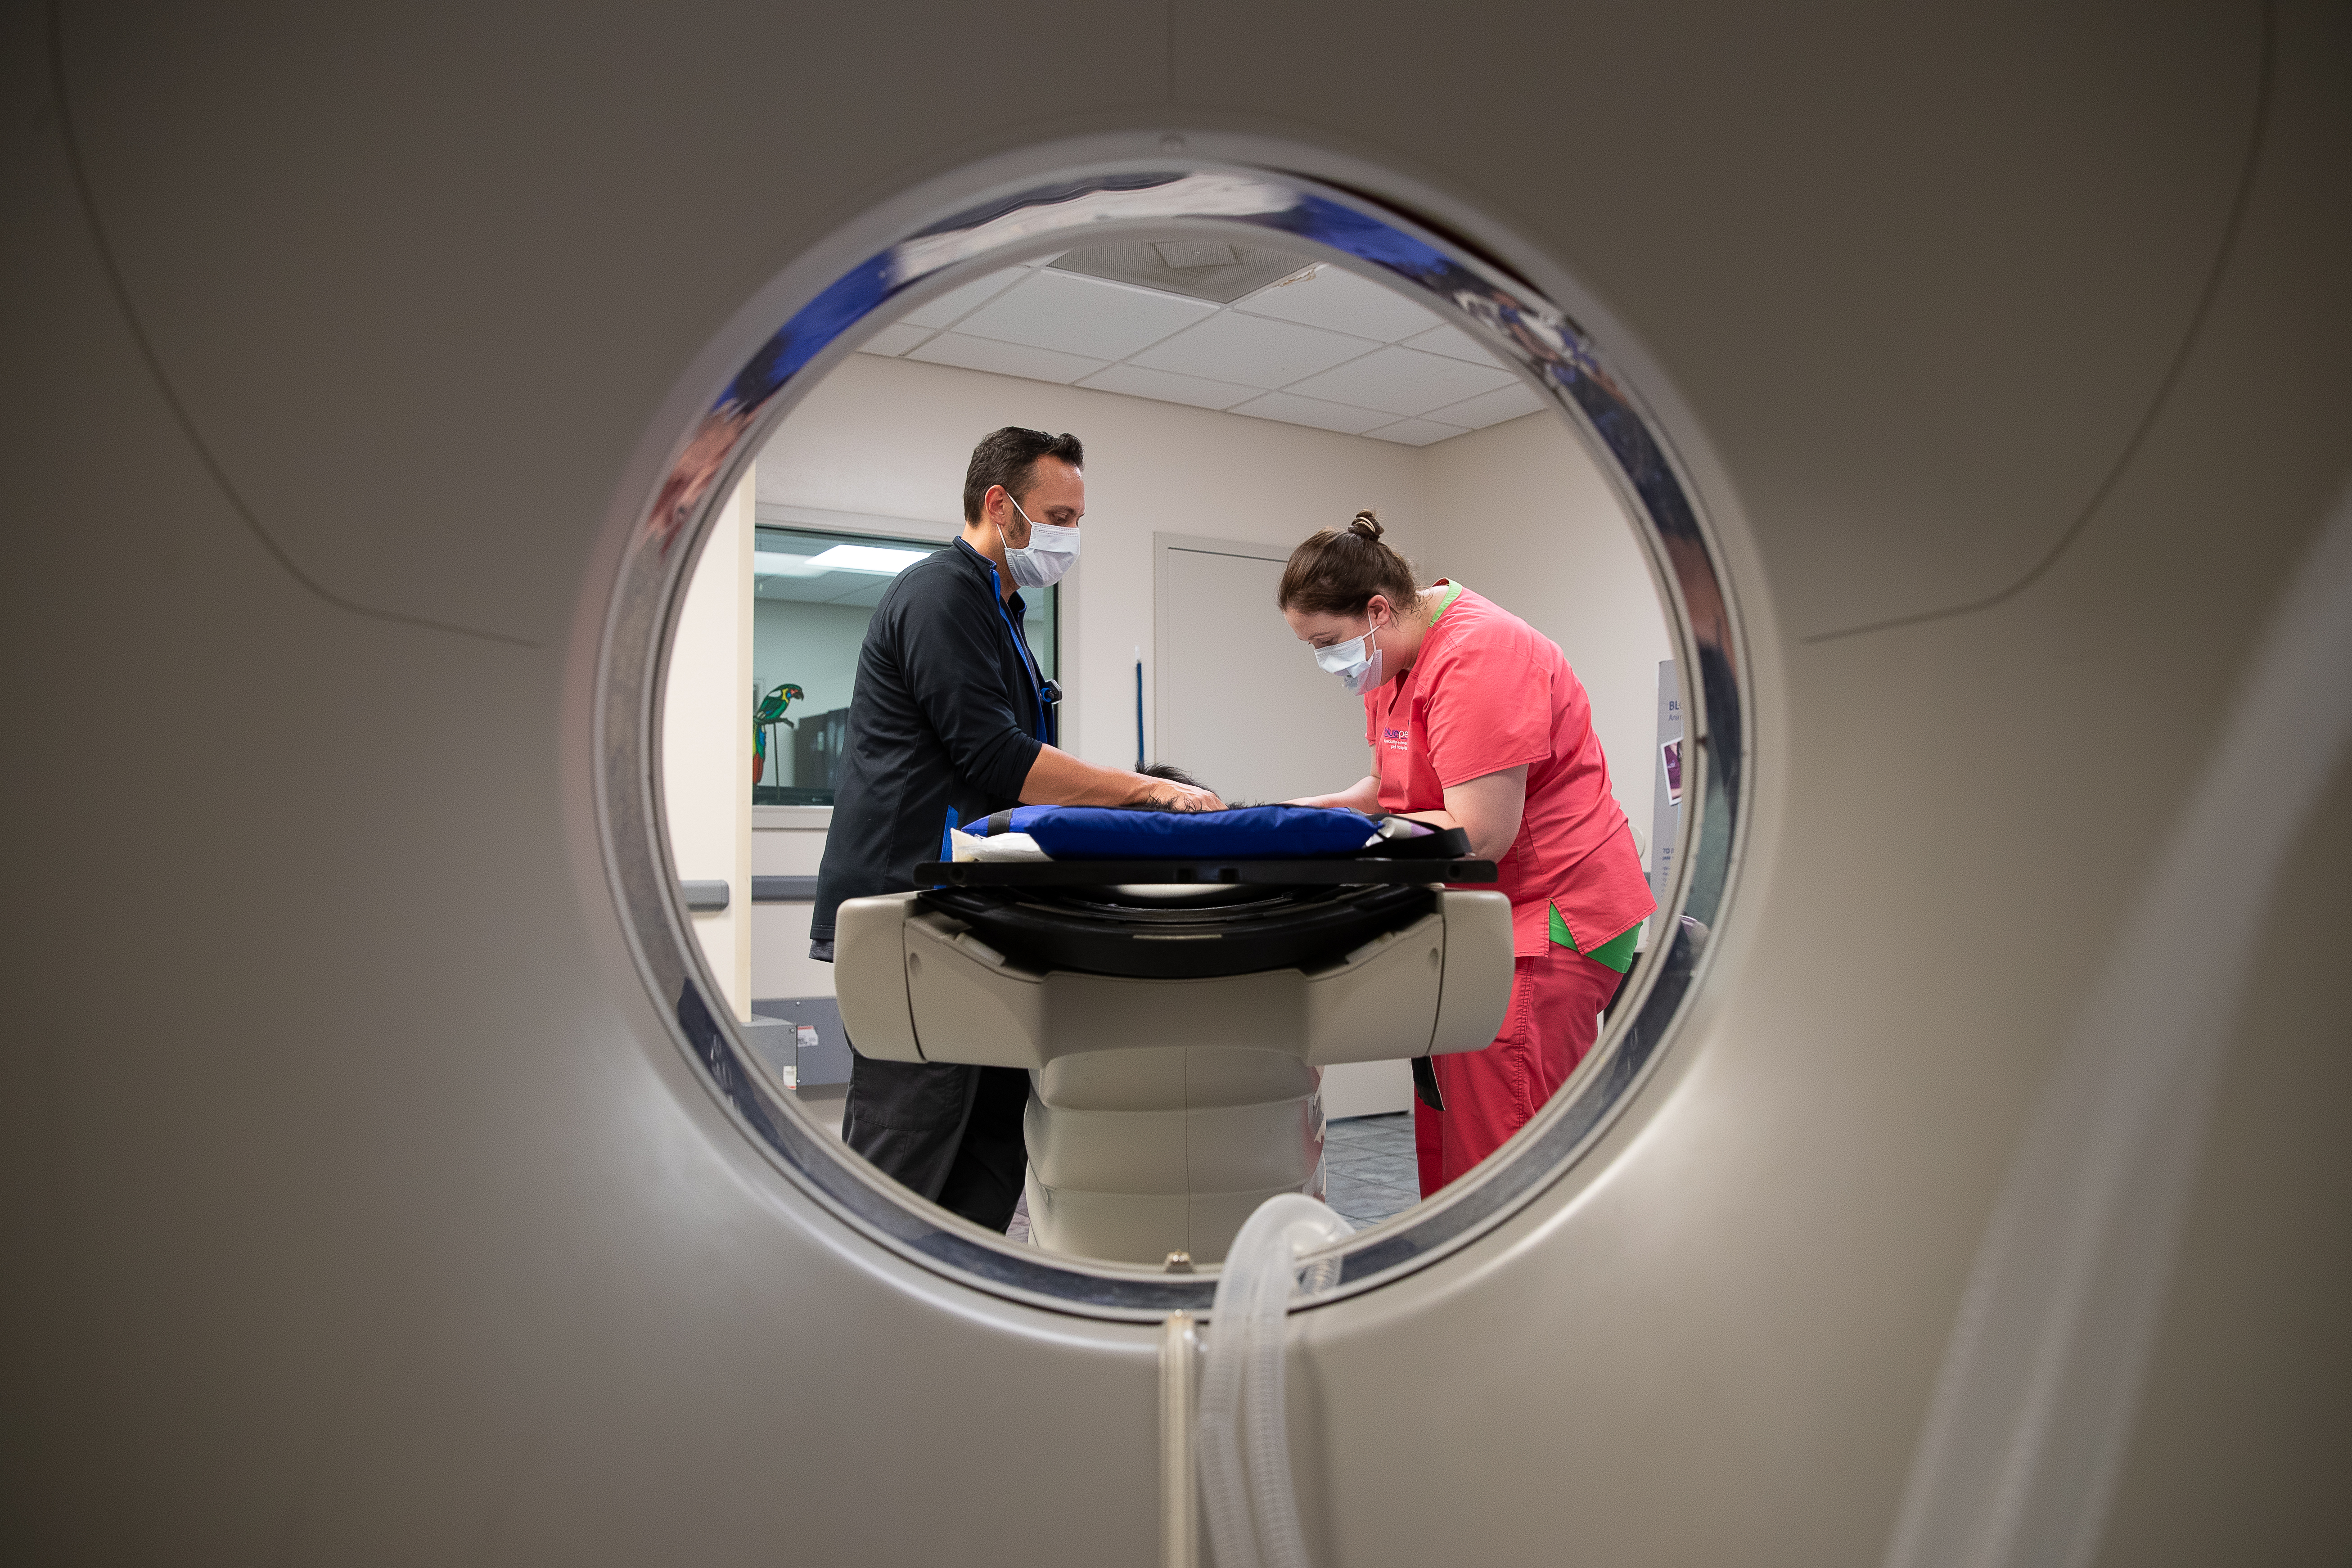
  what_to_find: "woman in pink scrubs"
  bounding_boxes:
[1281,513,1654,1196]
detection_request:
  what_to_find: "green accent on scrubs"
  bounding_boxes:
[1550,902,1642,974]
[1426,580,1467,623]
[1585,921,1642,974]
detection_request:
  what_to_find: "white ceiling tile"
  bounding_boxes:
[855,321,936,357]
[954,269,1217,360]
[1131,312,1379,388]
[1225,392,1395,436]
[1401,322,1511,366]
[1233,264,1443,342]
[1077,363,1259,411]
[1362,417,1470,446]
[1423,380,1548,429]
[1284,345,1516,418]
[904,333,1106,385]
[897,266,1029,330]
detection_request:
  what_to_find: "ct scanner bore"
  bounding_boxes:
[9,5,2349,1565]
[621,169,1747,1305]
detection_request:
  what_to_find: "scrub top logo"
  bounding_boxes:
[1381,725,1409,749]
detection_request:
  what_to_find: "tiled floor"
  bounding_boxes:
[1004,1110,1423,1244]
[1323,1112,1422,1229]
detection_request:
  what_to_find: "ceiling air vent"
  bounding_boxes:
[1049,240,1314,304]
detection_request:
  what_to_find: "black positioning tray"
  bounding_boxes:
[919,882,1441,980]
[916,857,1498,888]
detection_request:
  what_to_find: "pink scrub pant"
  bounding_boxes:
[1415,943,1622,1196]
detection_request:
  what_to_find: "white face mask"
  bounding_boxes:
[1313,618,1386,696]
[996,494,1081,589]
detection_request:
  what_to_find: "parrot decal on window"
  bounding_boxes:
[752,682,805,784]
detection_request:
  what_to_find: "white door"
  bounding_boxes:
[1154,534,1415,1121]
[1154,536,1372,803]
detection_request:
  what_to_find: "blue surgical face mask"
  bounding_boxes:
[996,494,1081,589]
[1313,617,1386,696]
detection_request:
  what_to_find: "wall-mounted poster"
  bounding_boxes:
[1650,661,1681,905]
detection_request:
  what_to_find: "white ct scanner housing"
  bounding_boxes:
[6,5,2348,1567]
[838,881,1513,1263]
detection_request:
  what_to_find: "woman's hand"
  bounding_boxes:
[1285,775,1381,813]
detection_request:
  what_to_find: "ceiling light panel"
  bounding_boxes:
[1232,265,1445,343]
[804,543,930,574]
[756,575,905,606]
[1284,344,1517,418]
[953,269,1217,361]
[906,333,1108,385]
[1130,312,1378,388]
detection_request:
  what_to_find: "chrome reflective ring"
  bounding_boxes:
[596,164,1752,1319]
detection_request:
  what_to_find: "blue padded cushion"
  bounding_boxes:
[994,805,1379,860]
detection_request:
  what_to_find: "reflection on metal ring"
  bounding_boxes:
[596,164,1752,1319]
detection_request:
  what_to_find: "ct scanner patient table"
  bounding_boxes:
[833,808,1518,1264]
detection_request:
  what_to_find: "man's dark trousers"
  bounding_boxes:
[841,1055,1029,1231]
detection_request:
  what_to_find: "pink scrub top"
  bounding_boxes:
[1366,583,1655,959]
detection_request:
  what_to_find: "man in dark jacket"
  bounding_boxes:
[811,427,1220,1231]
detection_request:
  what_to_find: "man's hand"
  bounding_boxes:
[1021,745,1222,810]
[1135,776,1223,812]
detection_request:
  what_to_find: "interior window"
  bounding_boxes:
[752,524,1056,804]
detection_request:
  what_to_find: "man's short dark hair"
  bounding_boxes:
[963,427,1085,523]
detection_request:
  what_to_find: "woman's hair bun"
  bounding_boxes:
[1279,506,1417,616]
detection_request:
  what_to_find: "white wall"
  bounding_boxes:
[1419,412,1675,848]
[757,352,1428,767]
[751,807,834,1003]
[661,469,755,1021]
